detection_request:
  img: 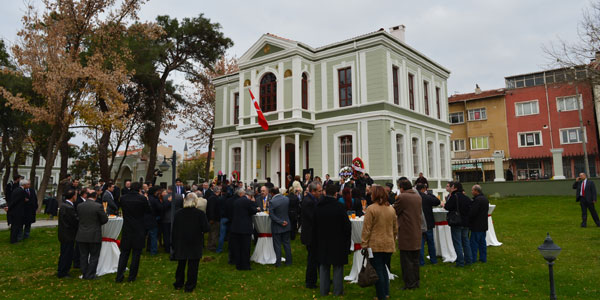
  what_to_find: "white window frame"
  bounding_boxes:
[333,130,357,173]
[517,131,543,148]
[440,143,447,178]
[451,139,466,152]
[427,141,435,177]
[332,61,356,109]
[449,112,464,124]
[556,95,583,112]
[515,100,539,117]
[559,127,587,144]
[411,137,421,177]
[470,136,489,150]
[396,134,404,175]
[467,107,487,121]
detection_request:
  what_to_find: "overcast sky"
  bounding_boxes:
[0,0,591,154]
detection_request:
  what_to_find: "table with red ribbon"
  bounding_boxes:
[250,212,285,264]
[432,204,501,263]
[96,217,123,276]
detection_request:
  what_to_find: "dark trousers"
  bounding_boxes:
[161,223,171,253]
[371,252,392,300]
[73,242,81,268]
[174,259,200,291]
[230,233,251,270]
[272,231,292,266]
[290,217,297,240]
[116,246,142,281]
[305,244,319,288]
[207,221,220,251]
[400,250,420,289]
[145,227,158,255]
[79,242,101,279]
[420,229,437,265]
[9,219,23,244]
[451,226,472,266]
[319,264,344,296]
[469,231,487,263]
[580,199,600,226]
[57,240,75,277]
[21,223,32,239]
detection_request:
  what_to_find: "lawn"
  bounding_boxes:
[0,196,598,299]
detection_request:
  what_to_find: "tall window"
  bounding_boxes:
[260,73,277,112]
[396,134,404,175]
[233,92,239,125]
[449,112,464,124]
[470,136,489,150]
[440,144,447,177]
[339,135,353,169]
[467,108,487,121]
[232,147,241,172]
[412,137,420,176]
[518,132,542,147]
[392,65,399,105]
[436,87,441,119]
[424,81,430,115]
[302,73,308,110]
[515,100,539,116]
[338,67,352,107]
[560,128,585,144]
[408,73,415,110]
[427,141,434,177]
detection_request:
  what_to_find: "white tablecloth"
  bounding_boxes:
[344,216,396,283]
[432,204,501,263]
[97,217,123,276]
[251,213,284,264]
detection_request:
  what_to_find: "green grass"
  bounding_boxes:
[0,196,598,299]
[0,213,48,221]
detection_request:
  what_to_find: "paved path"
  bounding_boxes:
[0,219,58,231]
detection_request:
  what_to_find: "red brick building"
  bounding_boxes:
[504,68,599,180]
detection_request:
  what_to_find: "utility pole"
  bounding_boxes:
[573,67,590,176]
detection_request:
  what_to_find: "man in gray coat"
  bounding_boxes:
[269,187,292,267]
[76,192,109,279]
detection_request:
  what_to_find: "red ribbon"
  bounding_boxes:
[102,237,121,247]
[353,243,362,251]
[488,214,491,217]
[435,221,449,226]
[257,233,272,238]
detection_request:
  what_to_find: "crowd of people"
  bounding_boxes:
[4,170,494,299]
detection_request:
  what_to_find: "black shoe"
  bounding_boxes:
[306,285,318,289]
[115,276,124,283]
[184,288,194,293]
[57,274,71,279]
[581,224,587,228]
[128,278,136,282]
[173,284,183,290]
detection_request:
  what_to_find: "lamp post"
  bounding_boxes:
[538,233,561,300]
[158,150,177,198]
[571,67,590,177]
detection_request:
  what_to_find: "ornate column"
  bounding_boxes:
[240,139,246,183]
[280,134,286,188]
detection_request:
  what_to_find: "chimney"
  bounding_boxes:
[389,25,406,43]
[475,84,481,94]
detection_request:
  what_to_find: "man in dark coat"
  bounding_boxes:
[269,187,292,267]
[417,183,440,266]
[469,184,489,263]
[4,174,23,227]
[101,183,119,215]
[21,181,38,240]
[116,182,151,282]
[8,180,28,243]
[57,189,78,278]
[445,182,472,267]
[572,172,600,227]
[229,189,258,270]
[314,184,351,296]
[301,182,322,289]
[171,195,209,292]
[415,172,428,188]
[76,194,108,279]
[161,185,182,254]
[205,186,222,252]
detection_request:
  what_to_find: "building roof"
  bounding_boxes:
[184,151,215,161]
[116,148,143,157]
[448,88,505,103]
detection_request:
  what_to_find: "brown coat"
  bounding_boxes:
[361,203,397,253]
[393,189,422,251]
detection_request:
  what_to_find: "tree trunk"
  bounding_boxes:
[36,127,63,212]
[2,159,10,190]
[54,137,70,200]
[113,131,134,183]
[29,148,40,190]
[144,126,160,183]
[11,149,23,178]
[204,125,214,181]
[98,127,111,181]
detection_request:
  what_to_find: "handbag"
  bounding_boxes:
[446,195,462,226]
[357,249,379,287]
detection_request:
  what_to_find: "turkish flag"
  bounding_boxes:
[248,88,269,130]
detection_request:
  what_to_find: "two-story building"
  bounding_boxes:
[212,27,452,192]
[448,87,510,182]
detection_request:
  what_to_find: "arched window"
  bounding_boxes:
[412,137,420,176]
[302,73,308,110]
[260,73,277,113]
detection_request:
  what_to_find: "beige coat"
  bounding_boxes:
[393,189,422,251]
[361,203,397,253]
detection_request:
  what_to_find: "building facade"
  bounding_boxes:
[213,28,452,192]
[448,88,510,182]
[110,145,181,188]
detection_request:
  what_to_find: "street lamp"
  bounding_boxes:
[538,233,561,300]
[157,151,177,196]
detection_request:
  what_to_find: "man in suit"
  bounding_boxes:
[255,186,270,211]
[175,178,185,196]
[264,177,274,190]
[202,182,214,199]
[21,181,38,240]
[206,186,222,252]
[269,187,292,267]
[4,175,23,226]
[469,185,489,263]
[322,174,333,188]
[573,173,600,227]
[229,188,258,270]
[417,183,440,266]
[301,182,322,289]
[76,192,108,279]
[116,182,151,282]
[57,189,78,278]
[161,186,181,254]
[101,183,118,215]
[121,180,131,196]
[8,179,28,243]
[167,185,184,252]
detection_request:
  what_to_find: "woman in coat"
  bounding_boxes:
[171,193,209,292]
[361,185,398,300]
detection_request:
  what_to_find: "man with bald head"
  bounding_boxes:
[573,173,600,227]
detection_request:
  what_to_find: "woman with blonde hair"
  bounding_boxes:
[171,192,209,292]
[361,185,397,300]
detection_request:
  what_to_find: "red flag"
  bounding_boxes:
[248,88,269,130]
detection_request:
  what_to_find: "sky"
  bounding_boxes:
[0,0,591,154]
